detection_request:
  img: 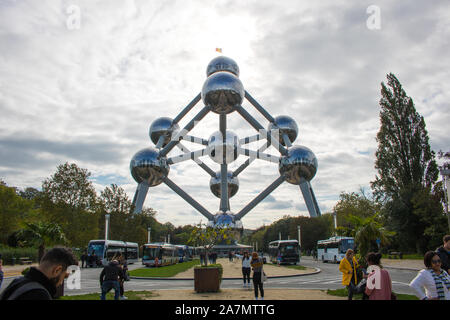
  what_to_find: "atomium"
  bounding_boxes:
[130,56,322,230]
[149,117,179,148]
[210,171,239,198]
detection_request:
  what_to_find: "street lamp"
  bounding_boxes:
[147,227,151,243]
[105,214,110,240]
[440,168,450,232]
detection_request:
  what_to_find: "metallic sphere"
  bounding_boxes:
[279,145,318,184]
[202,71,244,114]
[206,56,240,77]
[268,115,299,146]
[207,212,243,229]
[149,117,179,148]
[208,130,240,164]
[130,147,169,187]
[210,171,239,198]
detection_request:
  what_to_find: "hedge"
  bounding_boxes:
[0,246,39,265]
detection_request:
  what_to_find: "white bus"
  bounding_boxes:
[142,243,178,267]
[268,240,300,265]
[317,236,355,263]
[87,240,139,266]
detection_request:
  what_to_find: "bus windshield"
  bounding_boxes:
[280,243,299,254]
[88,241,105,258]
[339,239,355,254]
[143,247,160,260]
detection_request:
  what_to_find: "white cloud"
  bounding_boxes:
[1,0,449,230]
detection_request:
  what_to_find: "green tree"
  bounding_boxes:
[0,184,33,244]
[40,163,99,247]
[17,221,67,262]
[188,223,233,266]
[371,73,441,253]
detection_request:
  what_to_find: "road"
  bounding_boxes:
[1,256,418,297]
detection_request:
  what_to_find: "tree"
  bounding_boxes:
[0,184,33,244]
[188,223,233,266]
[333,190,381,233]
[17,221,67,262]
[40,163,99,247]
[345,213,394,262]
[371,73,441,253]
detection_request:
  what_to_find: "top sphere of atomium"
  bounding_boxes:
[279,145,317,184]
[202,71,244,114]
[130,147,169,187]
[268,115,299,147]
[149,117,179,148]
[206,56,240,77]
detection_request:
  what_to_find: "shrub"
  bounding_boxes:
[0,245,39,265]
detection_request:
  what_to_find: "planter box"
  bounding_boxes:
[194,267,221,293]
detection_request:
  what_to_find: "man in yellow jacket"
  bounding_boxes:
[339,249,359,300]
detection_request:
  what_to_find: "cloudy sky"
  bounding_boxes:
[0,0,449,230]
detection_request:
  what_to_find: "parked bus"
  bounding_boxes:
[317,236,355,263]
[175,245,196,262]
[142,243,178,267]
[87,240,139,266]
[268,240,300,265]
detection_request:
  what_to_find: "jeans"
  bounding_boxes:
[253,272,264,298]
[101,280,120,300]
[347,276,356,300]
[242,267,251,284]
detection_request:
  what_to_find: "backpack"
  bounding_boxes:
[0,278,52,300]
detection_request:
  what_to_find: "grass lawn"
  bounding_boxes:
[283,264,307,270]
[129,259,200,278]
[59,291,155,300]
[326,288,418,300]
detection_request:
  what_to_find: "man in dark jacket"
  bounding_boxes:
[436,234,450,273]
[0,247,78,300]
[99,260,123,300]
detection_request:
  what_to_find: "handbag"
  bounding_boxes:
[262,272,267,282]
[355,278,367,294]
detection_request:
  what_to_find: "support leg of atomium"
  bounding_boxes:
[132,183,149,214]
[299,180,321,217]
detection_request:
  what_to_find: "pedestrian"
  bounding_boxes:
[200,251,205,265]
[409,251,450,300]
[80,251,86,268]
[251,252,265,300]
[241,251,251,288]
[436,235,450,274]
[118,255,128,300]
[339,249,359,300]
[364,252,392,300]
[99,259,123,300]
[0,247,78,300]
[228,251,232,262]
[277,251,281,266]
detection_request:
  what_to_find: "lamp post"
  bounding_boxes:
[441,168,450,232]
[105,214,110,240]
[297,225,301,248]
[147,227,151,243]
[333,211,338,236]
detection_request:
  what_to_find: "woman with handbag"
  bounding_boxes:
[409,251,450,300]
[339,249,359,300]
[251,252,265,300]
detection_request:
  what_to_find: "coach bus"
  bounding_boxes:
[87,240,139,266]
[268,240,300,265]
[317,236,355,263]
[142,243,178,267]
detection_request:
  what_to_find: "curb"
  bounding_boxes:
[383,266,420,272]
[130,267,321,281]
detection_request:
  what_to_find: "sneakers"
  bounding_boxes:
[120,296,128,300]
